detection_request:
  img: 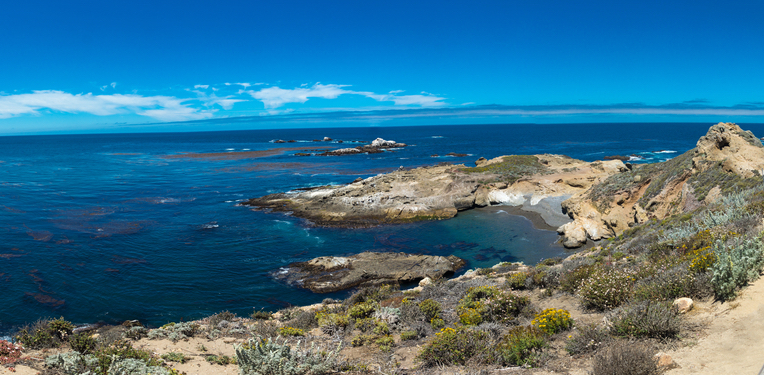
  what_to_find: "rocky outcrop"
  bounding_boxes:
[557,123,764,248]
[272,252,466,293]
[244,155,628,228]
[316,138,407,156]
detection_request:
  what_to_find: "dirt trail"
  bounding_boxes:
[666,276,764,374]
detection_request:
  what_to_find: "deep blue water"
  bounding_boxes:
[1,122,762,334]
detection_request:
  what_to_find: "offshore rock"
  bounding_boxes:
[273,252,466,293]
[317,138,407,156]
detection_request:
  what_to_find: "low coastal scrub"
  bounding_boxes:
[576,268,634,310]
[610,301,681,339]
[416,327,488,367]
[0,340,23,365]
[591,341,659,375]
[493,326,546,366]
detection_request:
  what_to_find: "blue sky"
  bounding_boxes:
[1,0,763,134]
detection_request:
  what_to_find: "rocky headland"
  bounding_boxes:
[245,123,764,249]
[273,252,466,293]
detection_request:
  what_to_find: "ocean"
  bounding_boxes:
[1,122,760,335]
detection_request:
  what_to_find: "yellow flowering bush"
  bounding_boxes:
[531,308,573,334]
[688,245,715,273]
[278,326,304,337]
[458,308,483,325]
[457,286,529,324]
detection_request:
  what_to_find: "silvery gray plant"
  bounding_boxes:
[235,336,342,375]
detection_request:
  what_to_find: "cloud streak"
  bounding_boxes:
[0,91,214,121]
[247,83,447,109]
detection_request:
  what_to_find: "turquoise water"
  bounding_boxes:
[1,122,759,334]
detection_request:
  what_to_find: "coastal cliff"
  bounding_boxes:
[245,123,764,248]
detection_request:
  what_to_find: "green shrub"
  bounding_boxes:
[611,301,681,339]
[416,327,488,367]
[375,336,395,352]
[458,308,483,325]
[236,337,342,375]
[278,327,305,337]
[506,272,527,289]
[124,326,148,341]
[591,341,659,375]
[372,321,390,335]
[92,339,163,374]
[493,326,546,366]
[400,331,418,341]
[49,317,75,340]
[710,236,764,300]
[251,309,272,320]
[348,301,378,319]
[457,286,529,324]
[70,332,97,354]
[632,265,696,302]
[161,352,189,364]
[15,318,74,349]
[315,312,349,335]
[208,310,237,327]
[351,334,376,347]
[430,317,445,330]
[418,299,442,321]
[565,324,611,355]
[531,308,573,334]
[577,268,634,310]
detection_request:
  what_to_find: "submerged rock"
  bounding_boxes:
[272,252,466,293]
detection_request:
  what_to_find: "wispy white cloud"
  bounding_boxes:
[190,90,246,110]
[194,85,209,89]
[248,83,447,109]
[389,90,404,94]
[0,90,214,121]
[248,84,353,109]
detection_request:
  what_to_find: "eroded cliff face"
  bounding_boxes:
[557,123,764,247]
[245,123,764,248]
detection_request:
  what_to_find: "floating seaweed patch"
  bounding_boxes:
[105,268,120,273]
[25,227,53,242]
[2,205,25,213]
[57,261,73,272]
[25,292,65,308]
[161,146,333,161]
[0,253,24,259]
[111,255,147,265]
[55,236,72,245]
[0,273,9,282]
[435,241,480,251]
[262,297,293,308]
[474,254,488,261]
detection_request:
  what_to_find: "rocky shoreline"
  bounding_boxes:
[245,123,764,249]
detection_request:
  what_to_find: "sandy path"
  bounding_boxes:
[666,276,764,374]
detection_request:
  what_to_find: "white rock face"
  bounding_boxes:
[333,148,362,154]
[488,190,526,205]
[419,277,433,287]
[371,138,397,147]
[558,221,588,248]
